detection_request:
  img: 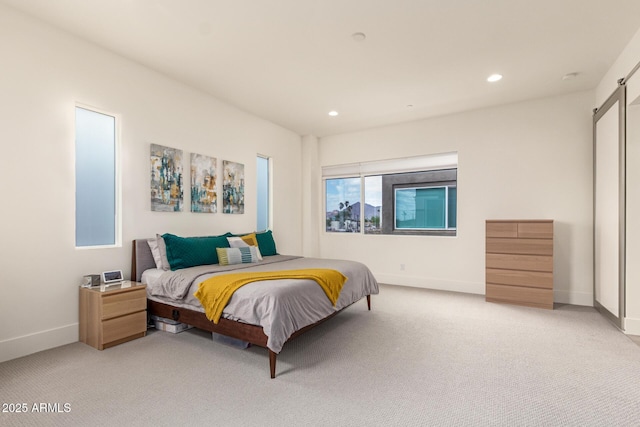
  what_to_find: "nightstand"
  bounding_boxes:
[79,282,147,350]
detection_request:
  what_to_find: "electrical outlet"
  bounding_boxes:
[400,263,405,271]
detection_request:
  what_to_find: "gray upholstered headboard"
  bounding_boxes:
[132,239,156,282]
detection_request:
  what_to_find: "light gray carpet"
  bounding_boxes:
[2,284,640,427]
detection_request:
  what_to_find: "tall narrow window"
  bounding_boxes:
[75,106,117,247]
[257,155,270,231]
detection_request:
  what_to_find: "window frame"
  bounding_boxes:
[381,168,457,236]
[322,153,458,237]
[256,154,272,232]
[74,104,121,249]
[324,176,362,233]
[394,185,452,231]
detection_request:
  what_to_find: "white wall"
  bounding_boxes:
[313,91,594,305]
[301,135,321,257]
[0,5,302,362]
[596,26,640,334]
[596,27,640,108]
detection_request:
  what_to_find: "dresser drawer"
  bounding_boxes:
[486,253,553,272]
[102,311,147,344]
[517,222,553,239]
[486,283,553,309]
[486,238,553,256]
[101,288,147,320]
[486,222,517,238]
[486,268,553,289]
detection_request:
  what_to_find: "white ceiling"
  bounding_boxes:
[4,0,640,137]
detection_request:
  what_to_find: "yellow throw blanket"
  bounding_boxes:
[194,269,348,324]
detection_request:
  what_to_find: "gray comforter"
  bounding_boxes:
[147,255,379,353]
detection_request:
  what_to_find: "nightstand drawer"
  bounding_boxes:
[102,288,147,320]
[102,311,147,344]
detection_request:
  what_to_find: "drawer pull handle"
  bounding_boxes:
[172,309,180,321]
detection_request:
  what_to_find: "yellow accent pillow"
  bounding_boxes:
[240,233,258,247]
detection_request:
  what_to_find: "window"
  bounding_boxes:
[325,177,361,232]
[75,106,118,247]
[323,153,457,236]
[257,155,270,231]
[364,175,382,233]
[395,186,456,230]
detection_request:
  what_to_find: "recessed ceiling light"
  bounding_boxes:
[351,32,366,42]
[487,74,503,82]
[328,111,339,117]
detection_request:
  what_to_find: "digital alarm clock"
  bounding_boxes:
[101,270,123,285]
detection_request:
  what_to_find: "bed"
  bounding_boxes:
[131,235,379,378]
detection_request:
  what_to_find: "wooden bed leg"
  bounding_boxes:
[269,350,277,379]
[366,295,371,311]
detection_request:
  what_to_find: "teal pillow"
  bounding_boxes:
[255,230,278,256]
[162,233,230,270]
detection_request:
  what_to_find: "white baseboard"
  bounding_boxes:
[375,274,594,307]
[375,274,485,295]
[553,289,593,307]
[0,324,78,363]
[624,317,640,335]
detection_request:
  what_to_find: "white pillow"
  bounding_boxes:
[227,236,249,248]
[227,236,262,260]
[147,235,170,271]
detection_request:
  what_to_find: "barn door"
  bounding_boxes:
[593,82,626,329]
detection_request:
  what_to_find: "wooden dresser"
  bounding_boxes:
[79,283,147,350]
[485,220,554,309]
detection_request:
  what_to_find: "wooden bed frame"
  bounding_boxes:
[131,239,371,378]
